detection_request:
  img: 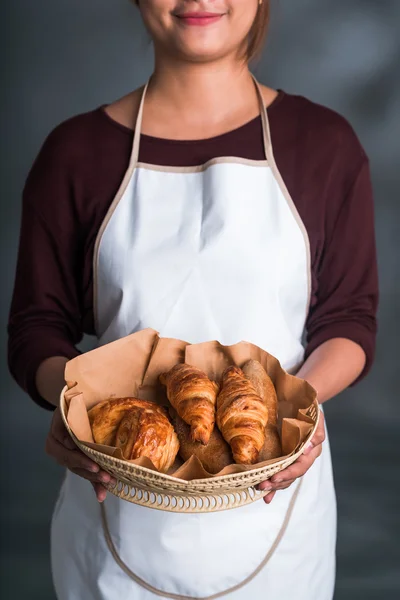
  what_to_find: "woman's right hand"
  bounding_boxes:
[45,407,116,502]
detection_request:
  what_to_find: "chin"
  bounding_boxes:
[170,38,237,64]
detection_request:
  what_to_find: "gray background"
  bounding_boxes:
[1,1,399,598]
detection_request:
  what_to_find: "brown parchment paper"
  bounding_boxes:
[64,328,317,480]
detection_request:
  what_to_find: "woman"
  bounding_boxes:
[8,1,378,599]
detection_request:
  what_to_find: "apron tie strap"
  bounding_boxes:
[100,478,303,600]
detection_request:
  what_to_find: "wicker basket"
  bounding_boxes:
[60,387,319,513]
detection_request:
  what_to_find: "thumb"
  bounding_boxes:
[51,409,76,449]
[303,438,315,455]
[63,434,76,450]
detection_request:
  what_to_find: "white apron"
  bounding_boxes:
[51,79,337,600]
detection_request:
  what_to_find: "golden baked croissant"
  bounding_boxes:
[159,364,219,445]
[217,366,269,465]
[114,400,179,472]
[88,398,179,473]
[172,413,232,474]
[88,397,140,447]
[242,360,282,460]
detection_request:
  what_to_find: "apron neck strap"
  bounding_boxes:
[251,74,274,163]
[131,81,149,167]
[130,75,273,166]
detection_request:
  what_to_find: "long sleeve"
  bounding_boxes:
[305,156,379,383]
[8,129,85,410]
[7,92,380,409]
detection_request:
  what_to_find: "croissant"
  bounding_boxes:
[217,366,269,465]
[242,360,282,460]
[88,397,140,447]
[159,364,219,445]
[88,398,179,473]
[114,401,179,472]
[172,413,232,474]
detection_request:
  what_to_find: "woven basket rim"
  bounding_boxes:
[60,386,319,486]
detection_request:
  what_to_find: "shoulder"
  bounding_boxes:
[24,101,132,198]
[269,90,370,198]
[35,108,112,168]
[273,91,368,168]
[23,106,129,224]
[33,88,142,169]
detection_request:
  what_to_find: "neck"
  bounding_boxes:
[147,53,258,127]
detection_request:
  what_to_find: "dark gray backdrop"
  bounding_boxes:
[1,1,399,599]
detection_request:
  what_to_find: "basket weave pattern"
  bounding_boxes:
[61,390,319,513]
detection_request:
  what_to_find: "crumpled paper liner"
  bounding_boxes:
[64,328,316,480]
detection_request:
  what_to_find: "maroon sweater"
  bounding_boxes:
[8,91,379,410]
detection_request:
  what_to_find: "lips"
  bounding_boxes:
[174,12,224,26]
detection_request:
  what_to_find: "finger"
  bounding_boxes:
[70,468,117,486]
[46,435,100,473]
[91,482,108,503]
[50,412,78,452]
[258,479,273,492]
[270,455,311,484]
[303,410,325,455]
[260,477,296,492]
[62,435,77,451]
[270,445,321,484]
[269,480,295,492]
[50,409,70,443]
[263,491,276,504]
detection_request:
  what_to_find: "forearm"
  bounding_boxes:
[297,338,366,403]
[36,356,69,408]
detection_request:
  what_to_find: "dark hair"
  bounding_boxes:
[133,1,270,63]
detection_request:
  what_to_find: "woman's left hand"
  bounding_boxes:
[259,409,326,504]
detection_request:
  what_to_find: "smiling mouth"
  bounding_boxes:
[173,12,225,26]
